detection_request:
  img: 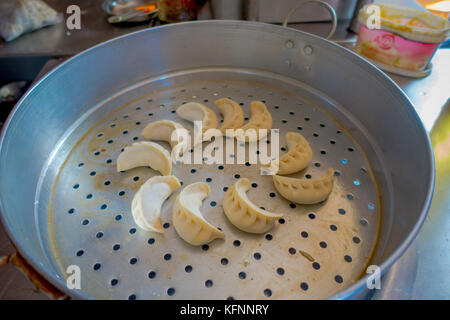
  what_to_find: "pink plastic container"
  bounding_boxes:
[356,25,440,71]
[356,4,449,75]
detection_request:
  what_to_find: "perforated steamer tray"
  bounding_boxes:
[37,68,381,300]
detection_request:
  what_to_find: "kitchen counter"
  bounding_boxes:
[0,0,356,58]
[0,0,449,300]
[0,0,354,82]
[0,0,147,58]
[370,49,450,299]
[370,50,450,299]
[0,0,149,82]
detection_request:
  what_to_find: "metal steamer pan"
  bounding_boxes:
[0,21,434,299]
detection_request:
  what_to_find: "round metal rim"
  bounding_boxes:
[0,20,435,300]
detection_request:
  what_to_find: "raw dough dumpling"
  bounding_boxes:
[223,178,283,234]
[141,120,187,148]
[173,182,225,246]
[116,141,171,175]
[214,98,244,133]
[235,101,272,142]
[141,120,189,159]
[132,175,181,233]
[264,132,312,175]
[272,168,335,204]
[177,102,218,133]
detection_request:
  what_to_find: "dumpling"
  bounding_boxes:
[263,132,312,175]
[177,102,218,132]
[141,120,189,159]
[116,141,171,175]
[141,120,187,148]
[132,175,181,233]
[172,182,225,246]
[214,98,244,133]
[235,101,272,143]
[272,168,335,204]
[223,178,283,234]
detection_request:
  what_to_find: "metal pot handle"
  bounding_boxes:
[282,0,337,40]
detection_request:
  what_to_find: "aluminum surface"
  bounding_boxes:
[0,21,434,299]
[42,70,380,299]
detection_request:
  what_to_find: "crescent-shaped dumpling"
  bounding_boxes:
[214,98,244,133]
[223,178,283,234]
[177,102,218,133]
[172,182,225,246]
[235,101,272,142]
[141,120,186,148]
[141,120,189,159]
[116,141,171,175]
[132,175,181,233]
[272,168,335,204]
[264,132,312,175]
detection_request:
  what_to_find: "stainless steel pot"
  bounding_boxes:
[0,20,434,299]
